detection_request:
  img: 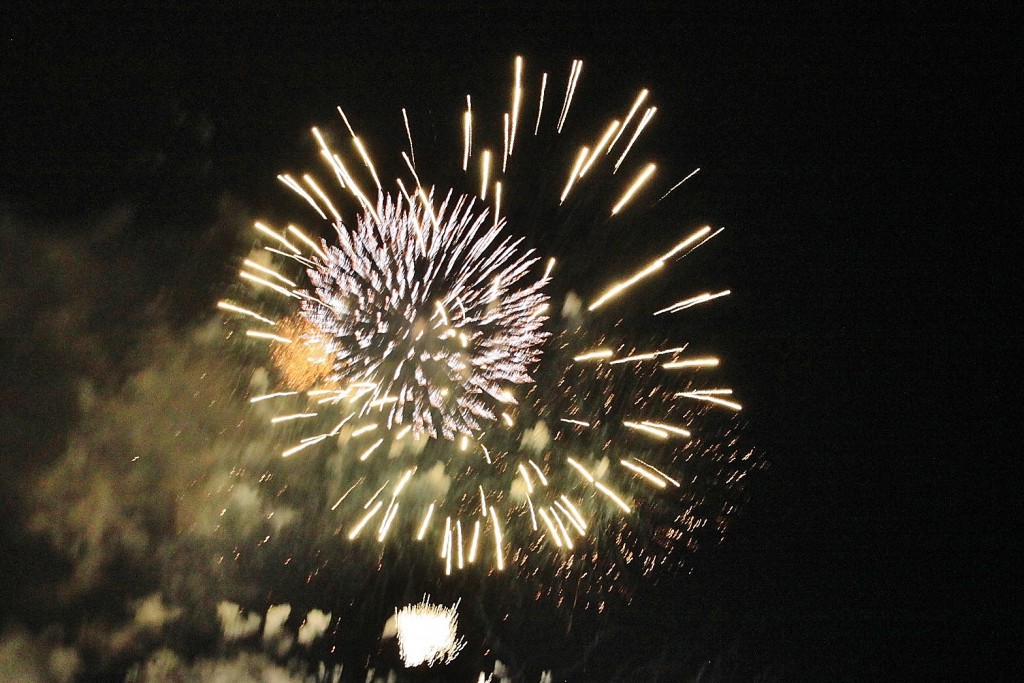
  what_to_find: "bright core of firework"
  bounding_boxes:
[299,192,548,439]
[394,598,466,667]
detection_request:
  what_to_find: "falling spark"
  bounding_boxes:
[534,72,548,135]
[658,167,701,202]
[611,163,656,215]
[246,330,292,344]
[676,391,743,411]
[557,59,583,133]
[608,88,649,152]
[217,301,276,325]
[416,503,436,541]
[623,420,670,439]
[653,290,731,316]
[620,459,668,488]
[662,357,720,370]
[613,106,657,172]
[348,500,384,540]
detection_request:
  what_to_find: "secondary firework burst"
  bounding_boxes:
[219,56,757,596]
[391,597,466,667]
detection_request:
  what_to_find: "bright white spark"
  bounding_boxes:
[394,598,466,668]
[653,290,731,316]
[611,163,656,215]
[662,357,720,370]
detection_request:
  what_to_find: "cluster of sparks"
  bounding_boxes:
[394,597,466,667]
[219,56,754,592]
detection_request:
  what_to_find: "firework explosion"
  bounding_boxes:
[391,597,466,667]
[219,56,756,600]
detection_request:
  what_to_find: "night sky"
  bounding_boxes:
[0,3,1010,681]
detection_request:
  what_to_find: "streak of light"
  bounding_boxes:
[553,500,586,535]
[589,227,713,311]
[639,420,692,438]
[358,438,385,461]
[632,457,681,487]
[218,301,276,325]
[270,412,318,423]
[245,330,292,344]
[566,456,595,483]
[557,59,583,133]
[402,108,415,168]
[480,150,491,200]
[444,517,453,575]
[608,89,649,152]
[364,482,389,509]
[509,55,523,155]
[560,418,591,427]
[543,257,556,279]
[395,425,413,440]
[653,290,731,316]
[609,347,684,364]
[550,507,574,548]
[558,495,589,531]
[587,259,663,311]
[501,412,514,427]
[351,424,378,437]
[662,357,720,370]
[623,420,670,439]
[331,480,363,510]
[573,349,614,362]
[462,105,472,171]
[595,482,631,513]
[286,225,329,260]
[240,271,297,299]
[479,486,488,517]
[502,113,510,172]
[468,520,481,562]
[456,520,465,569]
[534,72,548,135]
[559,146,590,203]
[281,435,327,458]
[517,463,535,494]
[490,506,505,570]
[368,396,398,408]
[277,173,328,220]
[613,106,656,172]
[620,459,668,488]
[241,260,296,287]
[537,507,564,548]
[578,120,620,177]
[250,391,298,403]
[393,468,416,496]
[657,167,701,202]
[348,500,383,540]
[416,503,435,541]
[494,181,502,227]
[460,435,469,451]
[378,501,399,541]
[611,162,656,215]
[528,460,549,486]
[676,392,743,411]
[254,221,301,255]
[525,494,538,530]
[301,175,342,223]
[352,135,383,192]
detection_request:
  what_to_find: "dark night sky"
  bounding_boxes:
[0,2,1013,680]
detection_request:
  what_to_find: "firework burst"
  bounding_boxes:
[219,56,757,598]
